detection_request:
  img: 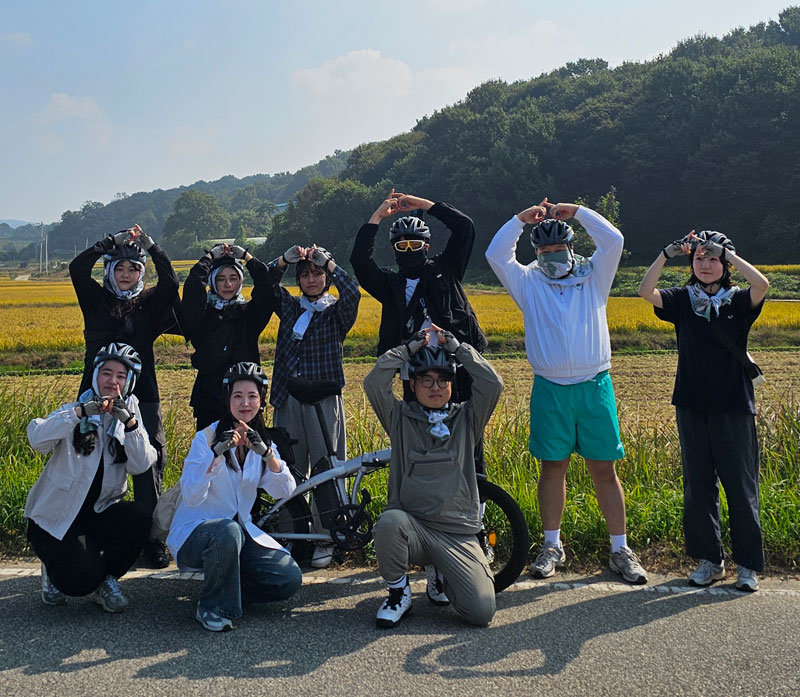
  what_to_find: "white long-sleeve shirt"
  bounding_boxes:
[167,424,297,562]
[485,206,623,383]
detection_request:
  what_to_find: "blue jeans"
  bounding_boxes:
[177,519,302,619]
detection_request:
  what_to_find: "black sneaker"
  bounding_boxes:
[143,540,170,569]
[376,584,412,628]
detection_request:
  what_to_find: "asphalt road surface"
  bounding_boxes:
[1,563,799,697]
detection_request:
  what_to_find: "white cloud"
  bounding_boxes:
[0,32,32,48]
[37,93,104,125]
[292,49,413,98]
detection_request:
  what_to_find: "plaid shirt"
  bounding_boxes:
[269,263,361,409]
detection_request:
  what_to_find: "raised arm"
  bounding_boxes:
[350,192,401,301]
[363,345,407,434]
[69,239,110,308]
[427,201,475,280]
[181,255,213,341]
[728,253,769,307]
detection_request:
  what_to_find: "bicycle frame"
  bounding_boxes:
[255,447,391,543]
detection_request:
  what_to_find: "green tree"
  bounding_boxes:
[161,190,230,258]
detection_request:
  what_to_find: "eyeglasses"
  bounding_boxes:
[393,239,426,252]
[416,375,453,389]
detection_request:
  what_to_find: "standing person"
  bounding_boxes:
[70,224,178,569]
[167,362,302,632]
[364,327,504,628]
[26,343,156,612]
[181,243,277,431]
[485,198,648,584]
[351,190,488,601]
[267,244,361,569]
[638,230,769,591]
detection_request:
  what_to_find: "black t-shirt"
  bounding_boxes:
[654,287,763,414]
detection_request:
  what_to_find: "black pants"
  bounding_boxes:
[27,501,150,596]
[134,401,166,517]
[676,408,764,571]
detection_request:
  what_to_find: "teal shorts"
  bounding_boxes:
[529,371,625,461]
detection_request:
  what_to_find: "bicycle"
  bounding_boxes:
[253,376,530,592]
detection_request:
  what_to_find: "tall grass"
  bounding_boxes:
[1,379,798,569]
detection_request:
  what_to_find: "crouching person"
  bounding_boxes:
[26,343,156,612]
[364,327,504,628]
[166,363,302,632]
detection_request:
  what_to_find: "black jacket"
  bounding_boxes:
[70,241,179,404]
[181,255,277,417]
[350,202,487,355]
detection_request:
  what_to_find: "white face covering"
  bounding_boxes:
[536,250,574,279]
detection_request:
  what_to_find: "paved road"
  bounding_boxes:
[1,563,799,697]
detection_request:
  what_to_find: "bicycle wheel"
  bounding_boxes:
[477,479,530,593]
[252,494,313,564]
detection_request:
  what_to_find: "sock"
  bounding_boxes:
[610,534,627,553]
[543,529,561,547]
[386,574,407,589]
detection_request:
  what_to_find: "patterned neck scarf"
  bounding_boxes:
[423,405,451,440]
[687,283,739,321]
[291,293,337,340]
[208,266,246,310]
[103,259,145,300]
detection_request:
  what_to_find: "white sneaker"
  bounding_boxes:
[688,559,726,587]
[196,604,234,632]
[530,543,566,579]
[89,576,128,613]
[311,544,334,569]
[609,546,648,585]
[736,567,759,592]
[376,583,412,628]
[425,565,450,606]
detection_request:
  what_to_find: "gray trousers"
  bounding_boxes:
[373,509,496,626]
[676,407,764,571]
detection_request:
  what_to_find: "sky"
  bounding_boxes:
[0,0,794,223]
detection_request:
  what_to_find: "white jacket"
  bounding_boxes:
[25,397,156,540]
[485,206,623,382]
[166,424,297,563]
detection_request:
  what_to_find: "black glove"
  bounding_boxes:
[228,245,247,259]
[213,430,237,456]
[208,243,227,260]
[81,398,106,417]
[246,428,270,457]
[309,247,334,268]
[405,330,428,356]
[110,397,135,426]
[438,330,460,353]
[282,246,304,264]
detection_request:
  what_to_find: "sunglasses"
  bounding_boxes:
[416,375,453,389]
[393,239,426,252]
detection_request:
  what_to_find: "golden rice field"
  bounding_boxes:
[0,276,798,351]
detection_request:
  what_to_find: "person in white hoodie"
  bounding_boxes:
[485,198,647,584]
[167,362,302,632]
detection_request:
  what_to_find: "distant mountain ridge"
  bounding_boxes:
[0,219,31,228]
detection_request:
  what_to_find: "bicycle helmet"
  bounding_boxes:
[103,241,147,267]
[692,230,736,257]
[389,216,431,241]
[408,346,458,378]
[530,219,575,250]
[222,362,269,400]
[92,342,142,398]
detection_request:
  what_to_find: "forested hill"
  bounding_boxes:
[46,151,349,253]
[268,6,800,269]
[47,6,800,269]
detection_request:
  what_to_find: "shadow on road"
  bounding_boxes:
[0,570,738,681]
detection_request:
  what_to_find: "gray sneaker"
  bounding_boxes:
[40,562,67,606]
[530,543,566,579]
[609,546,648,585]
[688,559,726,587]
[735,567,759,592]
[196,604,234,631]
[89,576,128,613]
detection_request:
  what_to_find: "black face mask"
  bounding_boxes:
[395,249,426,279]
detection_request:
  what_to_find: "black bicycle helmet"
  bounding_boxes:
[103,242,146,266]
[210,255,244,273]
[389,216,431,241]
[693,230,736,256]
[408,346,458,378]
[530,219,575,250]
[93,342,142,398]
[222,362,269,399]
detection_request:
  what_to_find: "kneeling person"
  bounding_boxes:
[364,327,504,628]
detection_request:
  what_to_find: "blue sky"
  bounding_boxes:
[0,0,793,223]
